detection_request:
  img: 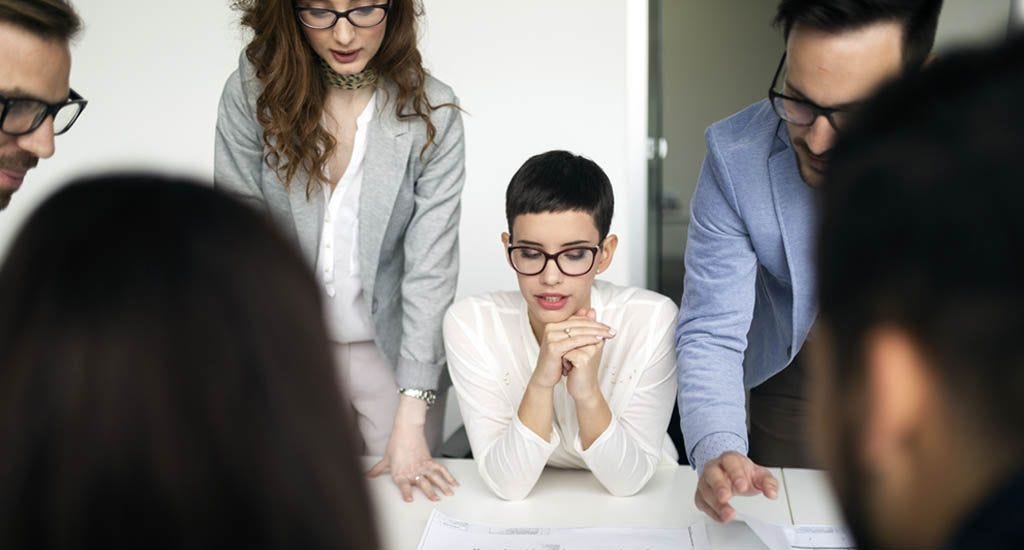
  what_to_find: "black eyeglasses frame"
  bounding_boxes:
[293,3,391,30]
[506,245,602,277]
[767,53,855,133]
[0,88,87,137]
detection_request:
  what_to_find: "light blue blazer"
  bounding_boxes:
[675,99,818,469]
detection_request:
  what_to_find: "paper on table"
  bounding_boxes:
[738,513,856,550]
[416,509,711,550]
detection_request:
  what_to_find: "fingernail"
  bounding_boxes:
[609,329,617,336]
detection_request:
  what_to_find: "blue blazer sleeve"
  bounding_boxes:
[675,127,758,470]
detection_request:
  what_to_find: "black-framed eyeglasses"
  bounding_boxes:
[294,3,390,30]
[507,245,601,277]
[0,88,87,137]
[768,53,858,132]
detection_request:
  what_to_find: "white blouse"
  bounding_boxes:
[443,280,679,500]
[316,92,377,344]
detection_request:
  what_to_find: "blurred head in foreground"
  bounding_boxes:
[813,36,1024,549]
[0,174,378,549]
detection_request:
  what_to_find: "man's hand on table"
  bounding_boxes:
[695,451,779,522]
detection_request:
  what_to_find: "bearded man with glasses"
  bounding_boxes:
[0,0,86,211]
[675,0,943,523]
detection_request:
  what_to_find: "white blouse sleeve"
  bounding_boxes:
[443,305,558,500]
[575,299,679,496]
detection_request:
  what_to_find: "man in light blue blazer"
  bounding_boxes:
[677,0,944,522]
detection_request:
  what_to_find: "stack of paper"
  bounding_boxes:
[416,509,855,550]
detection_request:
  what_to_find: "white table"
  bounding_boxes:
[780,468,845,526]
[366,458,798,549]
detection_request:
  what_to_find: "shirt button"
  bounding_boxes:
[326,284,336,297]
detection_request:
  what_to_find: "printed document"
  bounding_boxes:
[416,509,855,550]
[416,509,709,550]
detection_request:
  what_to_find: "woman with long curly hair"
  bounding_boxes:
[214,0,464,502]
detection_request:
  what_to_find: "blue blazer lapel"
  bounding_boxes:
[768,122,819,359]
[359,85,413,301]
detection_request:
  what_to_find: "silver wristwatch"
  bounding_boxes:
[398,387,437,407]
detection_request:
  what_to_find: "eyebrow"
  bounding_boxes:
[515,239,595,248]
[784,80,860,110]
[0,87,66,104]
[0,87,34,99]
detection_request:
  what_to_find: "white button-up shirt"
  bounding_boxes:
[443,280,679,500]
[316,92,377,344]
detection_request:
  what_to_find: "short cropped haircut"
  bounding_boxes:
[774,0,943,69]
[819,36,1024,440]
[0,0,81,41]
[0,174,378,549]
[505,150,615,241]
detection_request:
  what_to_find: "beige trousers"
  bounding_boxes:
[332,341,446,456]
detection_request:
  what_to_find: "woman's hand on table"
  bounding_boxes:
[367,395,459,502]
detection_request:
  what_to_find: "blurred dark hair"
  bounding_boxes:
[505,150,615,241]
[0,175,378,549]
[819,36,1024,441]
[0,0,82,41]
[774,0,943,69]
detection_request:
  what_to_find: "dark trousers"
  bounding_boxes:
[748,349,817,468]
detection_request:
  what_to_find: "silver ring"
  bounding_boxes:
[565,328,572,338]
[414,475,422,482]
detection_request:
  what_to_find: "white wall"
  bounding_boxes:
[0,1,245,248]
[0,1,649,442]
[0,1,648,289]
[419,0,647,298]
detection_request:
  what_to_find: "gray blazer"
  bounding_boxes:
[214,53,465,391]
